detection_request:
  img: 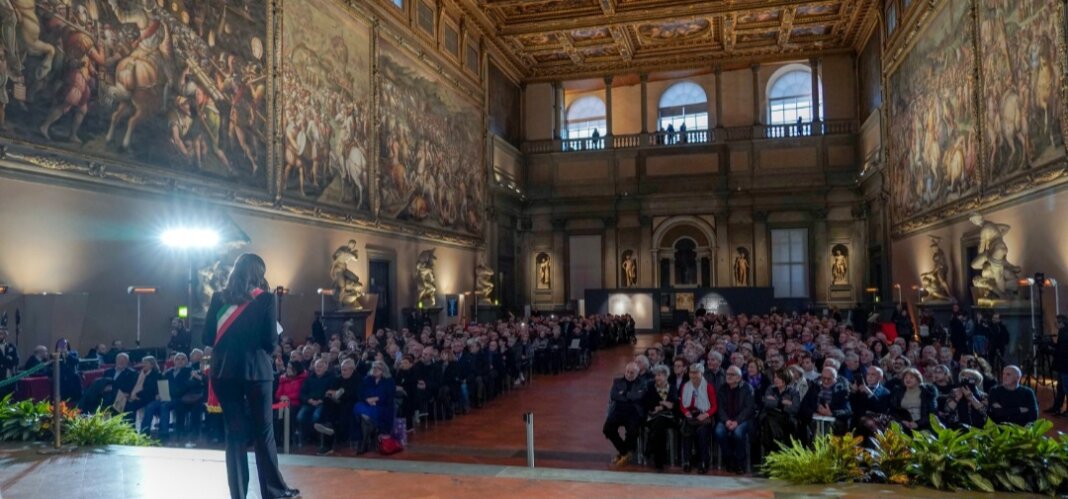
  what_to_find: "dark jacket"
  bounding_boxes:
[642,381,679,420]
[890,383,940,430]
[851,383,892,416]
[130,369,163,404]
[201,290,277,381]
[163,366,194,400]
[1053,326,1068,373]
[300,371,335,405]
[716,382,755,423]
[988,384,1039,426]
[328,373,361,408]
[607,376,647,420]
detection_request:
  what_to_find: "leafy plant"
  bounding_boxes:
[64,410,156,447]
[763,433,865,484]
[866,422,912,485]
[902,416,981,491]
[973,418,1068,494]
[0,394,53,442]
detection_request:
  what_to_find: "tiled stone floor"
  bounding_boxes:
[0,444,1046,499]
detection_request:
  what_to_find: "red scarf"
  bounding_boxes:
[206,288,265,413]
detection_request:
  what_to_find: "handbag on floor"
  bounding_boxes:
[378,435,403,455]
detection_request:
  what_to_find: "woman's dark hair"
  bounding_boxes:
[287,360,305,376]
[220,253,269,305]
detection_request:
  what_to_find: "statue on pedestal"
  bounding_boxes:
[920,235,954,301]
[536,253,551,289]
[831,244,849,286]
[475,261,495,304]
[330,240,365,311]
[621,250,638,288]
[969,214,1021,300]
[415,249,438,307]
[732,247,750,287]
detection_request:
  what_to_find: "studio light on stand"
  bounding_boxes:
[893,283,902,303]
[274,286,289,324]
[1046,278,1060,316]
[1020,277,1037,333]
[127,286,158,347]
[316,288,334,318]
[911,284,924,303]
[160,226,220,332]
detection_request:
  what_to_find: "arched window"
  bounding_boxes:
[565,96,606,140]
[658,82,709,132]
[673,238,698,286]
[766,65,823,125]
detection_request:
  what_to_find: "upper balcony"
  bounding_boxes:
[521,119,858,155]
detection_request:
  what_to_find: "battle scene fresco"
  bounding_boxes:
[0,0,268,186]
[280,0,371,210]
[979,0,1064,182]
[377,41,484,235]
[888,0,977,222]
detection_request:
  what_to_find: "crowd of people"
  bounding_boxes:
[603,309,1055,474]
[0,312,636,457]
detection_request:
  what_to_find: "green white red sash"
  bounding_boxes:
[206,288,265,413]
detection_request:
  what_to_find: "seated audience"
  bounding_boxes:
[945,368,989,428]
[125,356,162,425]
[603,362,646,466]
[314,359,361,455]
[80,352,137,413]
[679,362,717,474]
[642,364,678,472]
[142,352,193,442]
[353,360,396,453]
[814,366,852,435]
[988,365,1038,426]
[297,359,334,443]
[889,368,939,431]
[715,366,755,474]
[759,369,800,452]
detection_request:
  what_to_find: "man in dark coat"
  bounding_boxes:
[602,362,647,466]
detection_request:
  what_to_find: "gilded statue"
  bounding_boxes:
[330,240,365,311]
[733,247,749,287]
[536,253,551,289]
[475,261,495,304]
[415,249,438,307]
[969,214,1020,300]
[621,251,637,288]
[920,235,953,301]
[831,245,849,286]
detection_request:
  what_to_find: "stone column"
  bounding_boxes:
[715,211,730,286]
[810,57,822,124]
[552,218,567,305]
[714,65,724,129]
[640,73,649,135]
[604,217,617,288]
[753,211,769,287]
[604,75,614,141]
[751,64,761,125]
[519,82,527,142]
[640,215,654,287]
[812,209,829,304]
[552,82,563,139]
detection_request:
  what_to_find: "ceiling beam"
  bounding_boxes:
[499,0,812,35]
[599,0,616,15]
[610,25,633,60]
[777,7,796,47]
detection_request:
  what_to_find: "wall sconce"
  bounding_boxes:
[127,286,158,347]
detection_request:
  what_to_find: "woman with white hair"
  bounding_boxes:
[352,360,395,453]
[680,362,717,474]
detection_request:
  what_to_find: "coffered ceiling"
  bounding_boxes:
[459,0,878,81]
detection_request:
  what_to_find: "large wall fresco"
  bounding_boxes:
[858,30,882,120]
[888,0,978,222]
[0,0,268,186]
[979,0,1064,183]
[488,61,521,147]
[378,40,485,235]
[280,0,371,210]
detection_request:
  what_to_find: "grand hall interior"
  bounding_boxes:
[1,0,1067,497]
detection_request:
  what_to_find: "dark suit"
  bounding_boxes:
[202,291,290,499]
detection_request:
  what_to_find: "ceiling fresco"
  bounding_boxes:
[464,0,876,79]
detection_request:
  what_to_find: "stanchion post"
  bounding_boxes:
[283,403,290,455]
[524,411,535,468]
[52,353,61,449]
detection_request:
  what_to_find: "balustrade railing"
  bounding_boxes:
[520,120,856,154]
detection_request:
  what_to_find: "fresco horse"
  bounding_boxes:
[10,0,56,81]
[104,0,173,151]
[335,141,366,206]
[991,89,1029,168]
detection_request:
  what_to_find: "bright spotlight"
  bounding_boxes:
[160,227,220,249]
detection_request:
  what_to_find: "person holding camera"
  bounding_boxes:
[945,369,989,428]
